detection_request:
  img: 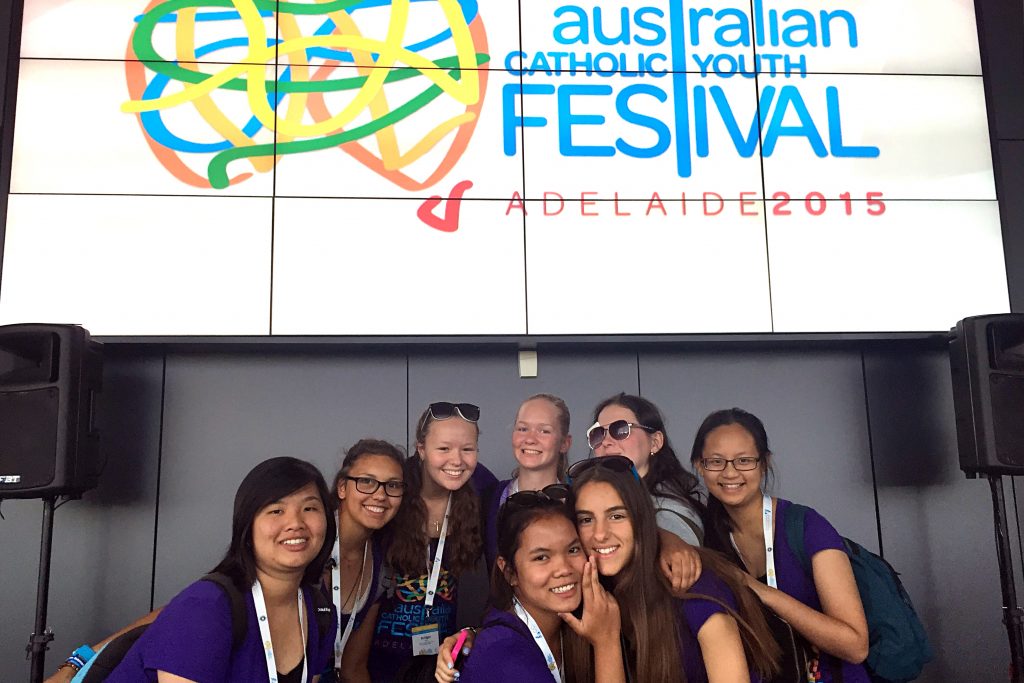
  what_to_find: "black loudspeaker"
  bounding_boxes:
[0,324,103,499]
[949,314,1024,476]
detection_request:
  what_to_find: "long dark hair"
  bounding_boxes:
[688,408,775,553]
[592,393,705,517]
[571,466,780,682]
[212,457,336,590]
[490,497,591,682]
[387,406,482,575]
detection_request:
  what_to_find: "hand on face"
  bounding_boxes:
[558,559,621,648]
[574,481,635,578]
[252,482,328,580]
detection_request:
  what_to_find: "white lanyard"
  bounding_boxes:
[251,580,308,683]
[424,493,453,615]
[513,598,562,682]
[331,534,371,663]
[762,493,779,588]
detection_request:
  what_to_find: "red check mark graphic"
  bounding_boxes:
[417,180,474,232]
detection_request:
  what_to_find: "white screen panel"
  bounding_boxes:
[0,0,1009,336]
[0,195,273,335]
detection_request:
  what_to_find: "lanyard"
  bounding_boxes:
[424,493,453,616]
[331,534,371,663]
[762,493,778,588]
[513,598,562,683]
[251,580,308,683]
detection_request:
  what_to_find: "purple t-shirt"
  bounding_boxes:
[772,498,870,683]
[482,478,513,571]
[458,607,558,683]
[107,579,336,683]
[677,569,762,683]
[367,465,494,681]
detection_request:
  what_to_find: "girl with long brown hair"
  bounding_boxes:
[570,457,780,683]
[368,402,486,681]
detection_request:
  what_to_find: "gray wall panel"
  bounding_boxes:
[639,350,879,548]
[864,349,1003,681]
[152,352,407,605]
[0,355,163,683]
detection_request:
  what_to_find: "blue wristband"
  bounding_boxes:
[70,644,96,665]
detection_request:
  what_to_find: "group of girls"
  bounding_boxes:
[44,394,870,683]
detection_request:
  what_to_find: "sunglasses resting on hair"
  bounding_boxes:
[428,401,481,422]
[566,455,641,485]
[505,484,571,508]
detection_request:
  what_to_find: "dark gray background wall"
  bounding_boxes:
[0,343,1012,682]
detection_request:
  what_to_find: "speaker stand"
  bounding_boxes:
[26,496,57,683]
[989,475,1024,683]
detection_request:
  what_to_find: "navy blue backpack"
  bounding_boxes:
[783,503,933,683]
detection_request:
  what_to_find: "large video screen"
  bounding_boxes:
[0,0,1010,335]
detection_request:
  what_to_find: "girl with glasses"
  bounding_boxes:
[50,444,406,683]
[690,408,869,683]
[449,490,625,683]
[323,440,406,683]
[369,402,486,681]
[482,394,573,569]
[106,457,338,682]
[571,461,781,683]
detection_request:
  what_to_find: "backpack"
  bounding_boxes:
[79,573,334,682]
[783,503,933,683]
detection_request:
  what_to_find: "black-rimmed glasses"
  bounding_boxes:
[566,455,641,485]
[585,419,655,449]
[700,456,761,472]
[345,476,406,497]
[428,401,481,422]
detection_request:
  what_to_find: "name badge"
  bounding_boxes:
[411,623,440,656]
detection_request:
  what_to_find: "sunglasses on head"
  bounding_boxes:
[585,419,655,449]
[428,401,481,423]
[566,455,641,485]
[505,484,571,508]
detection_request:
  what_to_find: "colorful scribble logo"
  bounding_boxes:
[122,0,488,231]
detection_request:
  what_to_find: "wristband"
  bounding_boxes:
[72,644,97,663]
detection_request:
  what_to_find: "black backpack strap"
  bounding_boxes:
[80,625,148,683]
[311,582,335,648]
[201,572,248,649]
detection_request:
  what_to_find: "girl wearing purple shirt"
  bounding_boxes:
[483,394,574,570]
[690,408,870,683]
[107,457,339,683]
[570,458,780,683]
[458,487,624,683]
